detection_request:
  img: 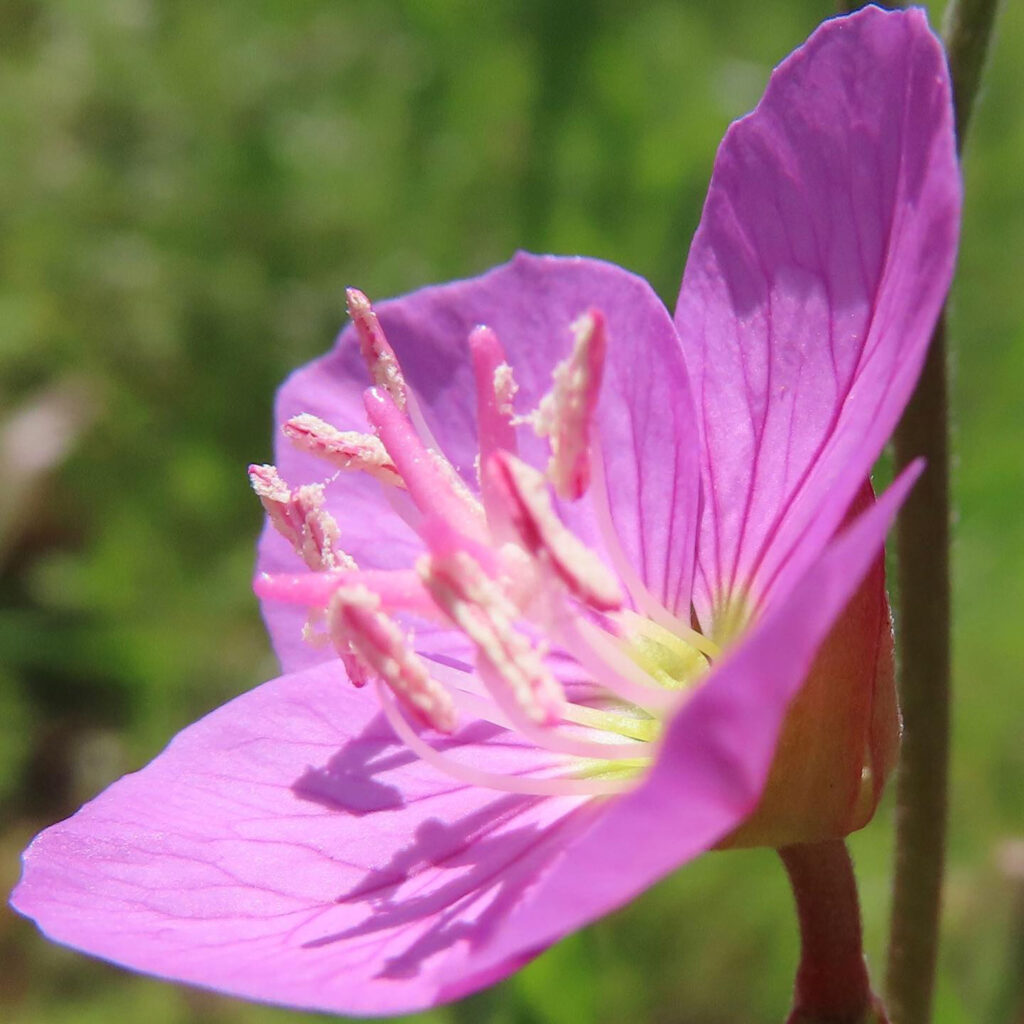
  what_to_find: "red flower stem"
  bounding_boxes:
[885,3,999,1023]
[780,840,878,1023]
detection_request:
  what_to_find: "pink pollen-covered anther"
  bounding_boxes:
[469,324,521,525]
[346,287,408,410]
[469,325,519,463]
[248,464,353,573]
[249,465,368,686]
[282,414,404,488]
[487,452,623,612]
[420,550,565,726]
[328,585,456,732]
[533,308,606,501]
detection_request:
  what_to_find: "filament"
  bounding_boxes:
[377,683,634,797]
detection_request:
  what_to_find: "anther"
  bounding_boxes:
[249,464,368,685]
[248,464,352,572]
[469,324,522,524]
[494,364,518,419]
[533,309,606,501]
[282,414,404,487]
[328,585,456,732]
[469,325,518,463]
[488,452,623,612]
[420,549,565,725]
[346,288,408,410]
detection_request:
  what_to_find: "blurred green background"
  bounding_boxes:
[0,1,1020,1022]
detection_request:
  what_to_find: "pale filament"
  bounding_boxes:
[475,661,651,761]
[616,607,720,662]
[427,655,658,743]
[589,438,718,658]
[442,680,650,762]
[377,683,636,798]
[403,387,449,462]
[554,612,677,715]
[380,477,426,536]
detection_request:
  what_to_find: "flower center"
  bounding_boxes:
[252,290,720,798]
[622,612,712,692]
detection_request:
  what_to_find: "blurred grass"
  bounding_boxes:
[0,1,1020,1022]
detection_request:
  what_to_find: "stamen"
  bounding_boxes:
[443,684,516,730]
[491,539,546,616]
[346,287,445,455]
[488,452,623,612]
[425,657,654,739]
[346,288,408,410]
[329,585,456,732]
[364,387,487,543]
[555,701,660,742]
[617,607,720,663]
[586,444,720,658]
[419,515,502,578]
[420,549,565,725]
[494,364,518,418]
[250,465,371,683]
[248,465,352,572]
[475,659,651,761]
[469,325,519,470]
[533,309,606,501]
[282,414,404,487]
[435,679,649,760]
[553,611,677,714]
[301,613,332,650]
[377,683,635,797]
[587,436,714,657]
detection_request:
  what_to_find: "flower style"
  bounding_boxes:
[10,7,959,1018]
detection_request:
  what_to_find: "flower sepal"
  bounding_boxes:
[718,490,900,851]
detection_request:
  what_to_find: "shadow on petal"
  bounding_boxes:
[304,789,592,982]
[270,704,597,984]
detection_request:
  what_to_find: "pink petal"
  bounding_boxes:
[11,664,596,1016]
[261,253,701,671]
[451,462,921,982]
[674,6,959,622]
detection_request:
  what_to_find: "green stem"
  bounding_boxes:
[885,2,999,1023]
[886,314,951,1024]
[943,0,1002,147]
[780,841,881,1024]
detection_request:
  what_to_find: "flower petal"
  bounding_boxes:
[675,6,959,622]
[449,461,921,982]
[10,664,596,1016]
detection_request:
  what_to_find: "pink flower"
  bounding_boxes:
[10,7,959,1018]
